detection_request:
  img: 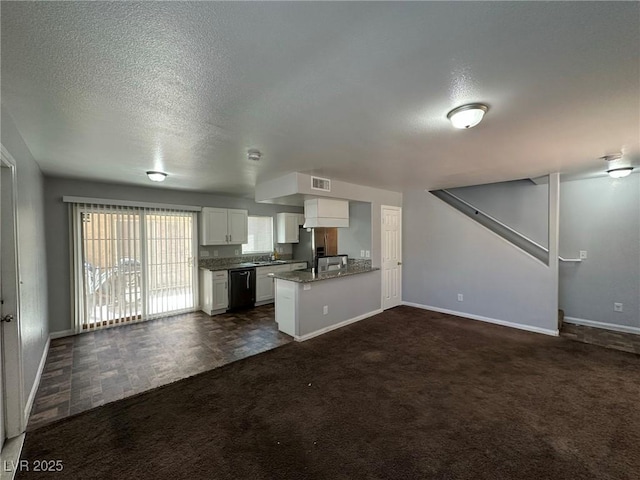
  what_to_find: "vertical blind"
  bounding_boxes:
[71,203,197,333]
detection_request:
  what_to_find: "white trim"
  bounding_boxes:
[564,316,640,335]
[23,337,50,424]
[49,329,74,340]
[294,309,383,342]
[62,195,202,212]
[0,145,27,438]
[402,302,559,337]
[0,432,25,480]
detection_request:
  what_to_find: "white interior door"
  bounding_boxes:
[381,206,402,310]
[0,163,5,451]
[1,149,26,441]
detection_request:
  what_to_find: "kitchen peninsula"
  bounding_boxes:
[271,263,381,341]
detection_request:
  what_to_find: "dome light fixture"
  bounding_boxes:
[447,103,488,129]
[247,149,262,161]
[601,154,633,178]
[607,167,633,179]
[146,171,168,182]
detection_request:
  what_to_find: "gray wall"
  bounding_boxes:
[338,201,372,259]
[449,180,549,248]
[1,107,49,404]
[559,174,640,328]
[294,271,380,337]
[402,189,558,333]
[257,172,403,269]
[44,176,302,334]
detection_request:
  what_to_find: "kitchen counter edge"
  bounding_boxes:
[199,259,307,272]
[269,266,380,283]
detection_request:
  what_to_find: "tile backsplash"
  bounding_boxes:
[199,253,293,269]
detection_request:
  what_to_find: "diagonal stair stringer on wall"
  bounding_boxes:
[430,189,550,264]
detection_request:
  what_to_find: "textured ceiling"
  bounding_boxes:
[1,2,639,196]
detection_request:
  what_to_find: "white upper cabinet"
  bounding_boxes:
[200,207,248,245]
[227,209,248,245]
[303,198,349,228]
[276,212,302,243]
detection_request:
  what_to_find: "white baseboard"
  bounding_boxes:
[23,336,50,422]
[564,316,640,335]
[49,329,74,340]
[295,309,383,342]
[0,432,25,480]
[402,302,559,337]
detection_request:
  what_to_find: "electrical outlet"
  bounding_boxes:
[365,250,370,258]
[303,284,311,291]
[213,250,218,257]
[323,305,328,315]
[235,249,239,255]
[360,250,365,257]
[200,250,209,258]
[614,302,623,312]
[579,250,588,259]
[457,293,463,302]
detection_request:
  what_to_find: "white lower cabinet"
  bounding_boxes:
[256,269,274,303]
[256,264,292,304]
[200,269,228,315]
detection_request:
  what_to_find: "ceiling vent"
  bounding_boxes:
[311,176,331,192]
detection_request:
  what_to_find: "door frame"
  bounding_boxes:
[0,145,26,439]
[380,205,402,310]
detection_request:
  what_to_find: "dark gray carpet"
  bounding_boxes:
[18,306,640,479]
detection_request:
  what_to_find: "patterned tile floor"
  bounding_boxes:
[28,304,291,431]
[561,322,640,355]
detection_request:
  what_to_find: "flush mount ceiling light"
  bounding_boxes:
[602,154,633,178]
[247,149,262,161]
[607,167,634,178]
[146,171,168,182]
[447,103,489,129]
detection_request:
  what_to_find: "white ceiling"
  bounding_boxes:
[2,2,638,196]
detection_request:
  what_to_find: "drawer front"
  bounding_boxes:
[290,262,307,271]
[213,270,227,279]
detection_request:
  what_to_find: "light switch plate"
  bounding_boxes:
[579,250,587,259]
[213,250,218,257]
[303,284,311,291]
[360,250,365,257]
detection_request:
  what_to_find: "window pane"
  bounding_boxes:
[242,216,273,253]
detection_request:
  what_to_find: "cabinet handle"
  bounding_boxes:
[229,234,232,242]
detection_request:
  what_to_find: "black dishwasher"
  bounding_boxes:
[228,267,256,310]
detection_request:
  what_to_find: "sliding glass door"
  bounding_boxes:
[73,204,196,331]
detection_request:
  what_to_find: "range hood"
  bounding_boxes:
[303,198,349,228]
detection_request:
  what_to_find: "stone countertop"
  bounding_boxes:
[269,265,380,283]
[200,259,307,272]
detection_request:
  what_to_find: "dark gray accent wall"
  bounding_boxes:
[559,174,640,328]
[449,180,549,248]
[43,176,302,334]
[1,106,49,403]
